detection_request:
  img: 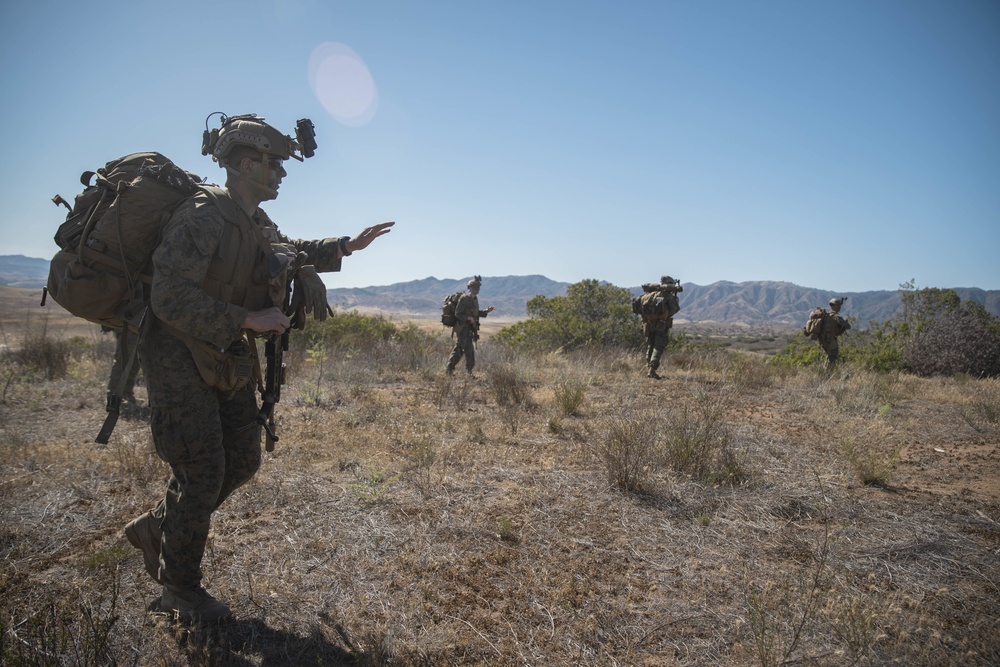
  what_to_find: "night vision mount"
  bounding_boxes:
[201,112,317,162]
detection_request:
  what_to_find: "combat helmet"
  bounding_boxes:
[467,275,483,289]
[829,297,844,309]
[661,275,677,285]
[201,113,317,166]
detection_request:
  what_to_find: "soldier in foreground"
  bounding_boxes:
[637,276,682,379]
[124,113,393,622]
[445,275,495,376]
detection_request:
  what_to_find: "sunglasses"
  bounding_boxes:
[252,157,284,171]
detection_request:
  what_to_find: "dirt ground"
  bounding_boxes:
[1,286,998,665]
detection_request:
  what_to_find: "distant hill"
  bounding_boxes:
[326,275,567,319]
[4,255,998,327]
[0,255,49,288]
[328,277,1000,327]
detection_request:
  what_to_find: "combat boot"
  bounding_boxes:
[647,368,662,380]
[124,510,162,583]
[159,586,232,623]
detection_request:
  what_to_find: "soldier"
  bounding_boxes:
[123,113,393,622]
[445,275,495,376]
[639,276,682,380]
[818,297,851,368]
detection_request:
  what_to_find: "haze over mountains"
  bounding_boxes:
[4,255,998,327]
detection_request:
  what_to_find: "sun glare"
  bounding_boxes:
[308,42,378,127]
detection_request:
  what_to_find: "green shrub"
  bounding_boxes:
[776,284,1000,378]
[493,279,644,353]
[770,335,826,368]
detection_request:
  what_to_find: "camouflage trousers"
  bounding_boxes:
[446,328,476,374]
[140,325,261,590]
[819,336,840,368]
[645,330,671,371]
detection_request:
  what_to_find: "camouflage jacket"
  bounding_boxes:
[150,187,345,349]
[819,313,851,341]
[453,293,489,331]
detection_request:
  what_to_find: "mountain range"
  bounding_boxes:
[4,255,998,327]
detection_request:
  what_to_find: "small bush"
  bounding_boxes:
[661,400,749,485]
[487,362,531,408]
[903,308,1000,377]
[841,437,900,487]
[18,336,71,380]
[1,579,123,666]
[553,378,587,416]
[601,408,660,493]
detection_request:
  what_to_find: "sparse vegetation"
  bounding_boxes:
[775,282,1000,377]
[2,308,999,666]
[491,278,643,352]
[552,377,587,416]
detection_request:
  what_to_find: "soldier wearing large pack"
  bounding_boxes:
[804,297,851,368]
[445,275,495,376]
[636,276,682,379]
[123,113,393,622]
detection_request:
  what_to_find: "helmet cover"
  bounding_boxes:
[213,114,295,163]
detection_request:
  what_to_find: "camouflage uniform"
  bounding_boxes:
[643,316,672,375]
[137,189,344,591]
[818,302,851,368]
[639,277,681,378]
[446,292,489,374]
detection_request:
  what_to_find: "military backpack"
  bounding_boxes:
[44,152,214,443]
[441,291,464,327]
[45,152,207,331]
[634,288,680,319]
[803,308,829,339]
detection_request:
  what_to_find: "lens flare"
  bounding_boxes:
[308,42,378,127]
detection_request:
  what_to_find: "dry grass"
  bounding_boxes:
[1,332,999,666]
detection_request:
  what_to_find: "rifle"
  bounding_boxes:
[257,326,287,452]
[256,253,307,451]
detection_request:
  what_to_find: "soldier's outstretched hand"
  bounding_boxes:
[346,221,394,253]
[486,306,496,313]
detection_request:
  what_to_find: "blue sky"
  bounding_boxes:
[1,0,997,292]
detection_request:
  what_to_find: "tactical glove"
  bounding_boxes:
[291,265,330,328]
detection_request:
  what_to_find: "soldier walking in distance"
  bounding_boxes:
[123,113,392,622]
[445,275,495,376]
[817,297,851,369]
[638,276,682,379]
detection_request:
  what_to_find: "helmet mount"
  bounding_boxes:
[201,112,318,164]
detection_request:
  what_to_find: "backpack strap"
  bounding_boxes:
[95,311,148,444]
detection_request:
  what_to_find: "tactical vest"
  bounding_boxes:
[195,186,295,311]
